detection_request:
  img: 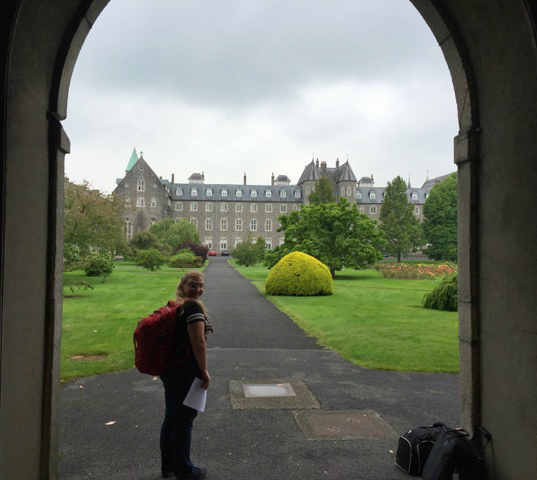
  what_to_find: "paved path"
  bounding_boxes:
[59,257,459,480]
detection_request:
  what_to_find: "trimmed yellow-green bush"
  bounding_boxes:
[265,251,333,296]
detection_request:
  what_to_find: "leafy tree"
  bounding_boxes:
[135,249,167,271]
[308,177,335,204]
[64,177,127,256]
[130,231,171,256]
[149,219,200,254]
[379,176,423,262]
[232,233,261,266]
[271,199,384,277]
[423,174,457,261]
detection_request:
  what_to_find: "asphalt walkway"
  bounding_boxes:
[59,257,459,480]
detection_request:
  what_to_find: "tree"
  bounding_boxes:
[271,199,384,277]
[231,233,262,266]
[149,218,200,254]
[308,177,335,204]
[379,176,423,262]
[423,174,457,261]
[135,249,167,271]
[64,178,127,257]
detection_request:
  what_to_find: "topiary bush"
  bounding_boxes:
[169,249,203,268]
[83,253,114,279]
[265,251,333,296]
[422,274,458,311]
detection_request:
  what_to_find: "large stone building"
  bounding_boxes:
[115,149,444,252]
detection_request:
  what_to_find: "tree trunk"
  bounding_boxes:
[330,267,336,278]
[397,252,402,263]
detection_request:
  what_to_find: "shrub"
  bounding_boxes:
[232,233,264,266]
[179,242,209,262]
[135,249,167,271]
[375,262,457,280]
[265,251,333,296]
[169,249,203,268]
[83,253,114,280]
[422,274,458,311]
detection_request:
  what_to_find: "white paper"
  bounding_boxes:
[183,377,207,412]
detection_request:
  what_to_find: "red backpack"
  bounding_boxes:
[134,301,181,376]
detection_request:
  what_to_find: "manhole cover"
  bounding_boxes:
[294,410,398,440]
[243,383,297,398]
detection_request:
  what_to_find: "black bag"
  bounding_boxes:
[421,425,482,480]
[395,423,445,475]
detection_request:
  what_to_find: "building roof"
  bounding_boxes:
[421,173,453,189]
[188,173,204,181]
[297,161,321,184]
[126,148,138,172]
[355,186,430,204]
[275,175,291,182]
[358,176,374,184]
[335,161,357,182]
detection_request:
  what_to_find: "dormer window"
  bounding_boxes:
[206,188,213,197]
[412,192,419,201]
[280,190,287,198]
[356,191,362,199]
[265,190,272,198]
[176,187,183,195]
[369,191,376,200]
[191,188,198,196]
[294,191,301,198]
[221,189,228,197]
[251,190,258,198]
[236,189,243,197]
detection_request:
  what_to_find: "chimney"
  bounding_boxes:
[271,173,275,186]
[171,173,175,184]
[336,158,340,169]
[371,174,374,184]
[244,172,247,186]
[316,158,319,168]
[320,161,327,175]
[202,171,205,180]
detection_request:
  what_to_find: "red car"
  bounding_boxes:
[208,250,217,256]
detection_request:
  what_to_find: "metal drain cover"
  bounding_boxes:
[243,383,297,398]
[294,410,398,440]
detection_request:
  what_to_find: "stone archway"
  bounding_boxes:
[1,2,536,479]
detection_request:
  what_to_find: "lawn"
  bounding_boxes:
[229,260,459,373]
[61,262,202,381]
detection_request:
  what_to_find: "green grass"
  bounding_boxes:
[61,262,203,381]
[229,260,459,373]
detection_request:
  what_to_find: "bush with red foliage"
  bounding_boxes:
[179,242,209,263]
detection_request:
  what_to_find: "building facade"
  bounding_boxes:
[114,150,447,252]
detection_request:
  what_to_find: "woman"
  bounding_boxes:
[160,271,212,480]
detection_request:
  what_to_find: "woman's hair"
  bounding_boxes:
[175,271,208,317]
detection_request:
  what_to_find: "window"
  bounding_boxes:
[280,204,287,214]
[191,188,198,196]
[412,192,419,201]
[370,206,377,214]
[279,237,285,246]
[293,204,298,211]
[174,217,182,222]
[220,218,228,231]
[265,219,272,231]
[220,237,228,250]
[205,203,213,212]
[125,220,133,241]
[137,178,145,191]
[221,189,228,197]
[265,204,273,213]
[236,203,243,213]
[294,191,301,198]
[205,218,213,231]
[221,203,228,212]
[347,186,352,195]
[341,186,345,195]
[250,219,257,231]
[206,188,213,197]
[190,218,198,226]
[136,197,145,207]
[205,237,212,249]
[370,191,376,200]
[190,202,198,211]
[265,190,272,198]
[250,190,258,198]
[356,190,362,199]
[280,190,287,198]
[150,198,157,208]
[414,206,420,215]
[265,238,272,250]
[235,218,243,231]
[236,189,242,197]
[250,204,258,213]
[235,237,242,247]
[176,187,183,195]
[306,186,310,194]
[175,202,183,211]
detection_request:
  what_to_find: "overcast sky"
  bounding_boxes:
[64,0,458,193]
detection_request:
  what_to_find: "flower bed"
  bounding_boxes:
[375,262,457,280]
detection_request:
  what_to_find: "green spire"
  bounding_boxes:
[126,147,138,171]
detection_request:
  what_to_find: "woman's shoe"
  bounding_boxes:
[177,466,208,480]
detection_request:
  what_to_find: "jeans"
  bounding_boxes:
[160,363,199,476]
